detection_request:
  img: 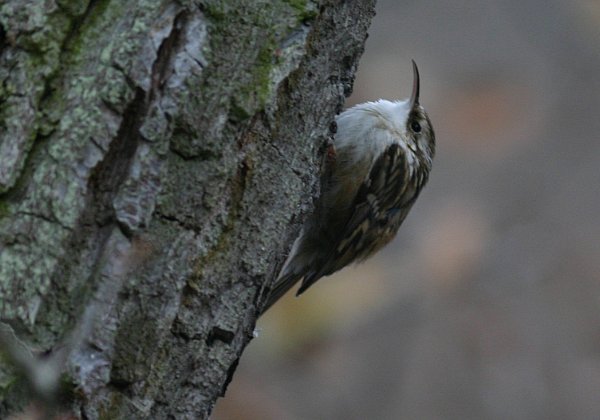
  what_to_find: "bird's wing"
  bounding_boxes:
[297,143,416,295]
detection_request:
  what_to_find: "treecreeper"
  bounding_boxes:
[262,61,436,314]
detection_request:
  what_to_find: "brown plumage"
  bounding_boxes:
[261,61,435,314]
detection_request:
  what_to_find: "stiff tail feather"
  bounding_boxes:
[259,271,303,315]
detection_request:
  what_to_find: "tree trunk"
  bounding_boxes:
[0,0,375,418]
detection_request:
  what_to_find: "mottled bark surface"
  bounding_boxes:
[0,0,375,418]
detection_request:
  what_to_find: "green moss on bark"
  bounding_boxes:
[0,0,376,417]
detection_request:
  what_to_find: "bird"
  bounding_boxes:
[261,61,435,314]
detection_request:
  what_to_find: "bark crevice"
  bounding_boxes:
[0,1,377,418]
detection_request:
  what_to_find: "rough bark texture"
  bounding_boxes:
[0,0,375,418]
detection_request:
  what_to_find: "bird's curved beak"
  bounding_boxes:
[410,60,420,108]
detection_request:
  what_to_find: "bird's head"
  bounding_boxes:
[334,61,435,171]
[403,60,435,166]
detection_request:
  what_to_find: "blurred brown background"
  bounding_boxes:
[215,1,600,419]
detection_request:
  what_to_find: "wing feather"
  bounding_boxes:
[297,143,418,295]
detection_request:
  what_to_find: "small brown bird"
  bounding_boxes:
[262,61,435,313]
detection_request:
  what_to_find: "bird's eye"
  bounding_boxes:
[410,121,422,133]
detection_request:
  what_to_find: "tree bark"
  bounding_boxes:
[0,0,375,418]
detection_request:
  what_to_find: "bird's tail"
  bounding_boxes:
[259,270,303,316]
